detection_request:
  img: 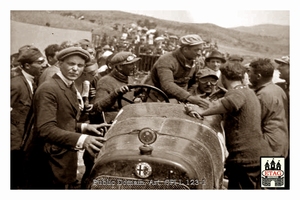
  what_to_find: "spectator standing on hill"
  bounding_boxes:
[11,45,45,189]
[186,62,275,189]
[144,34,209,108]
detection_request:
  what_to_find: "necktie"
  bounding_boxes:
[32,82,37,93]
[70,82,84,112]
[70,82,77,95]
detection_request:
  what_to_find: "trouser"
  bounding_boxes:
[226,163,261,189]
[81,150,95,188]
[11,150,23,189]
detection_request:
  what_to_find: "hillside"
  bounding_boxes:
[11,10,289,63]
[231,24,289,38]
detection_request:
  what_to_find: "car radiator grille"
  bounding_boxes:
[91,176,190,190]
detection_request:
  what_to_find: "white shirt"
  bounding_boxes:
[21,69,35,94]
[56,71,88,150]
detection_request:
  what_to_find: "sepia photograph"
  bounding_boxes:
[4,0,298,198]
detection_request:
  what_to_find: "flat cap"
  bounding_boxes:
[179,34,204,46]
[228,54,243,62]
[110,52,141,66]
[84,58,99,73]
[17,45,44,64]
[275,55,289,65]
[56,46,91,62]
[196,67,218,79]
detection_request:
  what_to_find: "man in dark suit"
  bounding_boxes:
[25,46,107,189]
[10,45,46,189]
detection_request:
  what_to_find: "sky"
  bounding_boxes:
[123,10,290,28]
[3,0,294,28]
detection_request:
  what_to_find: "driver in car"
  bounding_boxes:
[81,52,141,187]
[90,51,141,123]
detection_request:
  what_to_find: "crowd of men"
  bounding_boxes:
[93,22,218,60]
[10,32,290,190]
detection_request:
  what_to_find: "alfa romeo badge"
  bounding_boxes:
[135,162,152,178]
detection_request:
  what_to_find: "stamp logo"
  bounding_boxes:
[261,157,285,188]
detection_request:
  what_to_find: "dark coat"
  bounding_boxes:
[31,73,83,185]
[11,74,33,150]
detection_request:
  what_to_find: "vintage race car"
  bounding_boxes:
[84,84,226,189]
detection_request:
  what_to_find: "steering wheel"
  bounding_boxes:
[117,84,170,108]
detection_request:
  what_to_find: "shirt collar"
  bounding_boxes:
[56,71,73,87]
[21,69,35,83]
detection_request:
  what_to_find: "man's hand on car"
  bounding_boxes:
[83,135,106,157]
[83,123,111,136]
[184,104,204,119]
[186,95,210,109]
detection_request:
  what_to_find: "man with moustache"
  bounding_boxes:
[188,67,219,99]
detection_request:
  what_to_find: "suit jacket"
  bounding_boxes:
[11,74,33,150]
[32,74,83,185]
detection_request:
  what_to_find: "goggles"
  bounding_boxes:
[126,54,137,62]
[199,79,218,85]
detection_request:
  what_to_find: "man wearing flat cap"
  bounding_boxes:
[10,45,46,189]
[23,45,108,189]
[227,54,244,64]
[188,67,222,99]
[144,34,209,108]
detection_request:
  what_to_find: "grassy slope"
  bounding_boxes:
[11,10,289,64]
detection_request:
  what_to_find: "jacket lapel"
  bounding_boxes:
[20,75,33,100]
[52,74,80,119]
